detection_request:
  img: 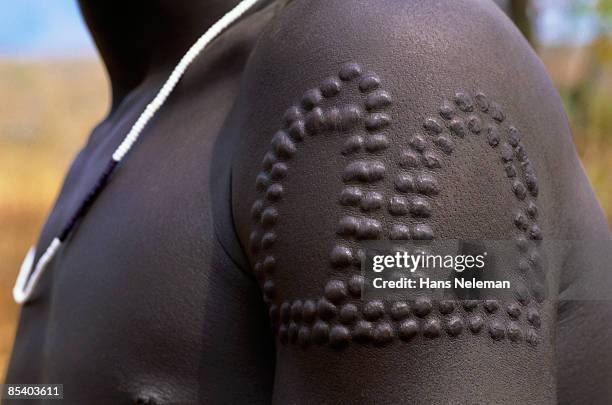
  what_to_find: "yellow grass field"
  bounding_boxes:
[0,58,610,382]
[0,60,108,382]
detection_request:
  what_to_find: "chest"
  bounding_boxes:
[12,83,243,397]
[40,86,230,291]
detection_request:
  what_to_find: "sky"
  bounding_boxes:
[0,0,602,59]
[0,0,96,58]
[534,0,600,45]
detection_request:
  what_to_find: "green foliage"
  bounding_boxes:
[509,0,533,44]
[598,0,612,18]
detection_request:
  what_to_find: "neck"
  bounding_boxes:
[79,0,244,109]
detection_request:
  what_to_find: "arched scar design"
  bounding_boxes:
[248,63,543,349]
[426,92,545,305]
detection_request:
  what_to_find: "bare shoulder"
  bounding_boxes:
[225,1,582,401]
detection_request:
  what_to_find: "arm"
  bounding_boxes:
[231,0,574,402]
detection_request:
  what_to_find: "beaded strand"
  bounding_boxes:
[13,0,261,304]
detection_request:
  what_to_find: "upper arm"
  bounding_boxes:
[230,0,569,402]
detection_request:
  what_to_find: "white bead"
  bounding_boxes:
[14,0,263,304]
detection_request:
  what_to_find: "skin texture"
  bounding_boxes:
[5,0,612,404]
[5,1,278,403]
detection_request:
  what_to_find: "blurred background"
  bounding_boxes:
[0,0,610,382]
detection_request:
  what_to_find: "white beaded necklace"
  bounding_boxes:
[13,0,261,304]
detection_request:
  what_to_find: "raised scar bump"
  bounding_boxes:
[250,80,544,348]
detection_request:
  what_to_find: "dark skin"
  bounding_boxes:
[79,0,245,109]
[5,0,612,404]
[6,1,277,403]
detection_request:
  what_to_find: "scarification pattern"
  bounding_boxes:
[249,63,543,349]
[427,91,545,308]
